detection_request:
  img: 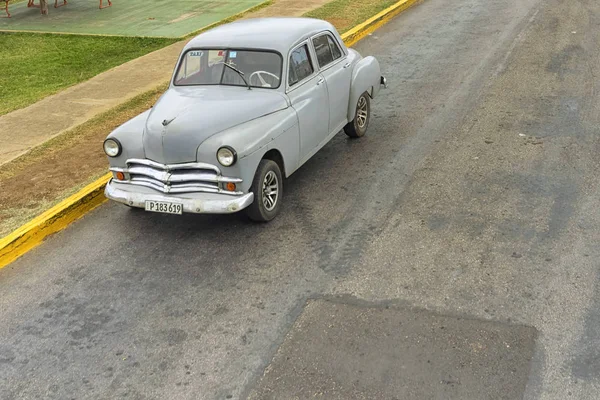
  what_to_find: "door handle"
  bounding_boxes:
[343,62,351,69]
[317,77,325,85]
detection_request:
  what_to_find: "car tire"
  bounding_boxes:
[246,159,283,222]
[344,92,371,138]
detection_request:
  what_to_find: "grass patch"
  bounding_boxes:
[304,0,402,33]
[0,83,167,237]
[0,32,176,116]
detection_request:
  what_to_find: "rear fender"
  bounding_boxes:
[347,56,382,121]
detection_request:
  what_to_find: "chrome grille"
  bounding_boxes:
[110,158,242,195]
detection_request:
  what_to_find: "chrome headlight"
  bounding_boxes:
[103,138,122,157]
[217,146,237,167]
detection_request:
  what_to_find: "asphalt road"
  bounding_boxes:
[2,0,600,398]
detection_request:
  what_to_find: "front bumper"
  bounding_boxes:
[105,179,254,214]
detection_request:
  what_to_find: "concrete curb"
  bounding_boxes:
[0,0,422,270]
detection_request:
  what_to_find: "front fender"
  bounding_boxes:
[105,109,150,168]
[196,108,299,192]
[348,56,382,121]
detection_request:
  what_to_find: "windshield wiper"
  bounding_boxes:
[223,62,251,90]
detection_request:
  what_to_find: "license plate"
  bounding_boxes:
[144,200,183,215]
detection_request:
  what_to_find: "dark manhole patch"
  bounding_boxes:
[249,299,537,400]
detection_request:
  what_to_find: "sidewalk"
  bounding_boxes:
[0,0,331,166]
[0,41,185,166]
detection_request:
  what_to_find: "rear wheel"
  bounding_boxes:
[246,159,283,222]
[344,92,371,138]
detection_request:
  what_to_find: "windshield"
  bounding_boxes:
[174,49,282,89]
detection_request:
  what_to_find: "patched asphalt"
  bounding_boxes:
[2,0,600,399]
[249,299,537,400]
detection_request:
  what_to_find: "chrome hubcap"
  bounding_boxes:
[356,96,368,128]
[262,171,279,211]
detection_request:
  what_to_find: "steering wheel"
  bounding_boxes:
[249,71,280,88]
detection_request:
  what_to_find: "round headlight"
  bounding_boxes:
[103,138,122,157]
[217,146,237,167]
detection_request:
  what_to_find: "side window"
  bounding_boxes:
[327,35,342,60]
[312,35,333,68]
[288,44,314,86]
[312,34,343,68]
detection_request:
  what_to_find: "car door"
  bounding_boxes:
[286,42,330,162]
[311,32,352,134]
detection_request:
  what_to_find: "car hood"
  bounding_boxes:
[143,86,288,164]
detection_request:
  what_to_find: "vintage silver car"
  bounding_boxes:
[103,17,385,221]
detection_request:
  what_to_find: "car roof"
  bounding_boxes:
[184,17,340,55]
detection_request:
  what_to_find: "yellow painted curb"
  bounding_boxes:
[341,0,421,47]
[0,0,422,270]
[0,173,111,269]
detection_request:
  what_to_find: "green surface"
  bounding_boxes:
[0,0,264,37]
[0,32,176,115]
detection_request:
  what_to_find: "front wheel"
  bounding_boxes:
[246,159,283,222]
[344,92,371,138]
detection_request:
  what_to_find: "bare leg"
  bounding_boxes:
[2,0,10,18]
[54,0,67,8]
[39,0,47,14]
[99,0,112,9]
